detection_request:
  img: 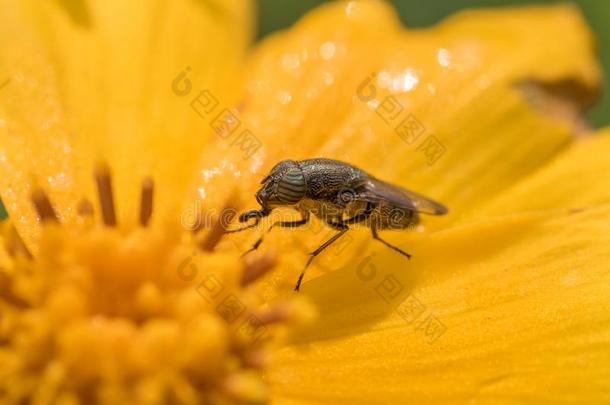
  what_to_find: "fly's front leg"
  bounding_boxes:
[225,220,260,234]
[225,209,268,234]
[294,221,349,292]
[242,213,310,257]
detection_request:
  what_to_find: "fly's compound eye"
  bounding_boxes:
[276,168,306,204]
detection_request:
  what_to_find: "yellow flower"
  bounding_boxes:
[1,0,610,403]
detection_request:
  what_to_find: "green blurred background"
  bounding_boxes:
[0,0,607,220]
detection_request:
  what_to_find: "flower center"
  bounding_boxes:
[0,164,311,404]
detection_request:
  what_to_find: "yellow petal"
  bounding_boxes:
[0,0,253,247]
[268,206,610,403]
[195,1,601,293]
[481,127,610,215]
[198,0,601,232]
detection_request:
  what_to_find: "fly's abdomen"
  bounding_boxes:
[370,202,419,230]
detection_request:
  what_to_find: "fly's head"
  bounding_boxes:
[239,160,306,224]
[259,159,306,205]
[237,160,306,224]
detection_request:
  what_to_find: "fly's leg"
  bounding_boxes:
[293,207,372,291]
[225,209,268,234]
[294,222,348,292]
[371,225,411,259]
[225,221,260,234]
[243,214,310,257]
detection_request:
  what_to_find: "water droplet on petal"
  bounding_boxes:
[319,42,336,60]
[281,53,300,71]
[437,48,452,67]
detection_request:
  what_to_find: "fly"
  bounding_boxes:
[227,158,448,291]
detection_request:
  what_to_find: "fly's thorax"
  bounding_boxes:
[297,198,345,223]
[343,200,369,218]
[298,158,367,199]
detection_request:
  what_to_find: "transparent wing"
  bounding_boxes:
[356,178,448,215]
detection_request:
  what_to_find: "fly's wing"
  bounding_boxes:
[357,178,448,215]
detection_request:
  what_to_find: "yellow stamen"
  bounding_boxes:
[31,189,59,223]
[94,162,117,226]
[139,177,154,227]
[200,202,237,251]
[241,252,277,286]
[76,199,94,217]
[3,224,33,259]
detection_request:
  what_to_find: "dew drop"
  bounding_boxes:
[319,42,336,61]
